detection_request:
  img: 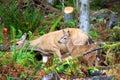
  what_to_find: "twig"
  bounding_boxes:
[83,47,103,56]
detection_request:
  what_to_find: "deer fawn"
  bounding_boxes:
[16,28,92,62]
[58,29,102,67]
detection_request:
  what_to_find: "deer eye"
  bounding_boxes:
[16,43,19,46]
[64,37,67,39]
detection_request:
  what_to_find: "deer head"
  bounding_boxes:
[58,29,70,45]
[16,33,27,49]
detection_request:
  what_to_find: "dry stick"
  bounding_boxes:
[83,47,103,56]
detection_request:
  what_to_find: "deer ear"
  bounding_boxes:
[20,33,27,41]
[67,30,70,36]
[62,29,66,35]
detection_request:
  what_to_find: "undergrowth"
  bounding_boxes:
[0,0,44,36]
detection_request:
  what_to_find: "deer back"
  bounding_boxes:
[16,28,90,54]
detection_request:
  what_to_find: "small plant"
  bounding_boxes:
[6,76,14,80]
[38,25,48,35]
[109,26,120,41]
[55,59,82,77]
[89,27,98,40]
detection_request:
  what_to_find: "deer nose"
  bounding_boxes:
[58,40,61,44]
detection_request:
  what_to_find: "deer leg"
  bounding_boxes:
[36,49,49,63]
[87,57,95,67]
[54,49,62,62]
[94,59,99,66]
[42,56,48,63]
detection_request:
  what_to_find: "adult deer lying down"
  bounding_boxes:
[16,28,92,62]
[58,30,102,67]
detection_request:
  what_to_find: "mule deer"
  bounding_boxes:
[58,30,102,66]
[16,28,92,62]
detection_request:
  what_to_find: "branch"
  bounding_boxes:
[83,47,103,55]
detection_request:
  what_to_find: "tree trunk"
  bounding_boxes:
[76,0,79,11]
[79,0,90,34]
[64,7,74,22]
[47,0,54,5]
[64,7,74,28]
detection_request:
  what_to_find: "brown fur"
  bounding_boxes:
[16,28,90,62]
[58,30,101,66]
[72,44,100,66]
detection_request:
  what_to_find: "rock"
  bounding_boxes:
[107,12,119,28]
[90,9,112,22]
[84,75,112,80]
[41,72,59,80]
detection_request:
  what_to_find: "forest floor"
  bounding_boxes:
[0,25,120,80]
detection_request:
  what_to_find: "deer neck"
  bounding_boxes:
[65,38,74,53]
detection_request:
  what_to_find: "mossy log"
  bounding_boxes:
[103,42,120,50]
